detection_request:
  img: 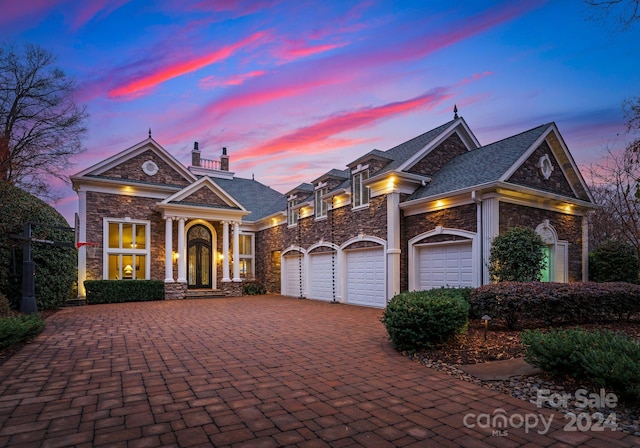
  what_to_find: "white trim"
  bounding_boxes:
[185,220,217,289]
[281,246,307,297]
[160,176,247,211]
[340,235,387,305]
[102,217,151,280]
[408,227,479,291]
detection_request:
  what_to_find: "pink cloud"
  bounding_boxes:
[71,0,131,30]
[233,88,450,168]
[0,0,65,26]
[199,70,267,89]
[273,40,348,62]
[108,31,267,99]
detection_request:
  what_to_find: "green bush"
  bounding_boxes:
[0,314,45,350]
[522,328,640,401]
[589,239,639,283]
[243,282,266,295]
[84,280,164,304]
[469,281,640,329]
[0,183,76,310]
[489,227,546,282]
[381,288,470,351]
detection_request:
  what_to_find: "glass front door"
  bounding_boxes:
[187,225,212,289]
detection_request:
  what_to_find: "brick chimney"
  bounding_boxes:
[220,147,229,171]
[191,142,200,167]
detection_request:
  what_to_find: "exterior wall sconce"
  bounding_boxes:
[172,251,179,261]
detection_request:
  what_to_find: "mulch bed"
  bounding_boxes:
[416,318,640,365]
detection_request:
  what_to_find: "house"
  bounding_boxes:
[71,114,595,306]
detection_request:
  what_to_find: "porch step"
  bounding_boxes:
[185,289,227,299]
[64,298,87,307]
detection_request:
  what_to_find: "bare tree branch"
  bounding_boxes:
[0,43,88,197]
[584,0,640,30]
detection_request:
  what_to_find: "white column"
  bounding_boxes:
[222,221,231,282]
[482,197,499,285]
[233,221,241,282]
[386,192,401,301]
[164,217,174,282]
[177,218,187,283]
[77,190,87,298]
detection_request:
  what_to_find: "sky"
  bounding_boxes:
[1,0,639,224]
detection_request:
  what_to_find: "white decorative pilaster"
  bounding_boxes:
[222,221,231,282]
[233,221,241,282]
[177,218,187,283]
[77,190,87,298]
[481,197,499,285]
[386,192,400,301]
[164,217,174,283]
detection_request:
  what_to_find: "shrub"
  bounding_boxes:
[381,288,470,351]
[0,183,76,310]
[243,282,266,295]
[84,280,164,304]
[0,293,10,317]
[0,314,45,350]
[469,281,640,329]
[589,239,639,283]
[522,328,640,401]
[489,227,546,282]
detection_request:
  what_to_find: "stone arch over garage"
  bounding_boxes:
[408,226,479,291]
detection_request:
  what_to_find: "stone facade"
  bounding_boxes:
[499,201,583,281]
[164,282,187,300]
[408,133,468,176]
[101,150,190,187]
[507,142,576,198]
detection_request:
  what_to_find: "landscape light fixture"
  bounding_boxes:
[481,315,492,341]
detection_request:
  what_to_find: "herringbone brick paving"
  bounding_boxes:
[0,295,637,447]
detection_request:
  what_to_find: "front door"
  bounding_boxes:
[187,224,212,289]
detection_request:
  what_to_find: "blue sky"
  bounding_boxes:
[1,0,638,223]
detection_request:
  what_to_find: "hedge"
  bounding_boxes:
[0,314,45,350]
[381,288,470,351]
[522,328,640,401]
[84,280,164,304]
[469,281,640,329]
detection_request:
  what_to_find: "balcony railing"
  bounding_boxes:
[199,158,221,170]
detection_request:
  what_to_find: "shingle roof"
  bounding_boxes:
[375,119,457,175]
[214,177,287,221]
[408,123,551,200]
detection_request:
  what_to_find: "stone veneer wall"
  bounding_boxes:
[164,282,187,300]
[400,204,478,292]
[85,192,169,282]
[507,141,576,198]
[499,202,584,282]
[256,194,389,293]
[407,133,468,176]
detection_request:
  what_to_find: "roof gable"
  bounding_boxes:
[161,176,245,210]
[72,137,196,187]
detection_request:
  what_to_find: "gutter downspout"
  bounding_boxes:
[472,190,483,286]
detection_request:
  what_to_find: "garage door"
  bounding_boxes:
[346,248,385,307]
[284,254,304,297]
[309,252,334,301]
[417,241,473,289]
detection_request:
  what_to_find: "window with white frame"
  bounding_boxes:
[315,187,328,218]
[232,233,254,279]
[287,200,298,226]
[104,218,150,280]
[353,169,370,208]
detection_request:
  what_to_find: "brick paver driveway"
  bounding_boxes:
[0,296,638,447]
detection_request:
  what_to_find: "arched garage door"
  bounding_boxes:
[417,241,473,290]
[283,253,304,297]
[345,247,385,307]
[309,252,335,301]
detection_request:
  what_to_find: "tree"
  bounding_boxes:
[0,43,88,197]
[585,0,640,30]
[0,182,76,310]
[489,227,546,282]
[589,239,638,282]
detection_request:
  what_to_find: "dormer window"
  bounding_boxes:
[287,200,298,226]
[315,185,328,219]
[353,169,370,208]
